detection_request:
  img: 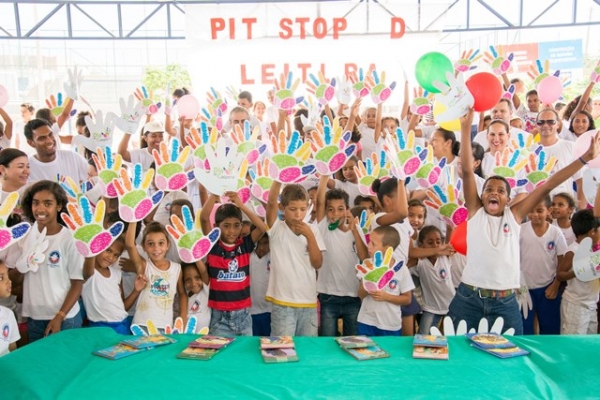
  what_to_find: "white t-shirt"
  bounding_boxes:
[188,285,210,330]
[473,127,528,151]
[0,305,19,357]
[372,213,413,266]
[129,148,155,170]
[516,104,538,133]
[357,263,414,331]
[535,139,581,198]
[481,152,527,200]
[450,253,467,289]
[333,180,361,208]
[28,150,88,183]
[316,219,361,297]
[266,219,326,307]
[82,264,129,323]
[249,251,271,315]
[358,123,377,162]
[519,222,567,289]
[562,241,600,308]
[21,228,84,320]
[560,129,578,143]
[153,191,191,227]
[398,117,436,146]
[412,256,455,314]
[552,219,576,246]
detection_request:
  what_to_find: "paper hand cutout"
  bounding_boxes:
[517,270,533,319]
[431,316,516,336]
[590,61,600,84]
[433,72,474,123]
[134,86,161,114]
[166,205,221,263]
[573,237,600,282]
[306,72,336,106]
[357,209,374,244]
[63,66,83,101]
[250,198,267,218]
[113,164,164,222]
[186,123,219,166]
[274,72,304,111]
[370,70,396,105]
[350,68,374,99]
[492,148,528,188]
[45,93,71,117]
[384,129,424,179]
[71,110,115,151]
[152,138,193,192]
[336,75,352,105]
[356,247,404,293]
[410,88,433,116]
[0,192,30,253]
[519,150,557,193]
[299,99,321,131]
[59,176,86,204]
[225,85,241,102]
[62,197,124,258]
[454,49,482,73]
[483,45,514,75]
[413,146,446,189]
[230,121,266,165]
[527,59,560,86]
[92,147,123,199]
[164,316,201,335]
[200,105,224,131]
[267,131,315,183]
[502,84,515,100]
[310,116,356,175]
[16,222,47,274]
[424,182,468,227]
[250,159,274,204]
[206,87,228,116]
[194,137,245,197]
[111,95,145,134]
[354,152,390,196]
[582,168,600,206]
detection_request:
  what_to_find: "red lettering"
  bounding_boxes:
[296,17,310,39]
[210,18,225,40]
[298,63,311,82]
[241,65,255,85]
[279,18,293,39]
[313,18,327,39]
[345,63,357,77]
[390,17,405,39]
[262,64,276,84]
[332,18,347,39]
[229,18,235,39]
[242,18,257,39]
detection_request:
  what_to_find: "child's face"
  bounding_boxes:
[143,232,170,260]
[97,241,124,269]
[482,178,509,216]
[364,108,376,128]
[367,231,388,258]
[408,206,426,232]
[281,200,309,223]
[527,93,540,112]
[572,113,591,135]
[551,196,573,220]
[590,228,600,245]
[183,266,203,295]
[255,236,270,258]
[359,200,375,215]
[87,163,98,180]
[421,230,442,248]
[341,160,357,182]
[383,119,398,134]
[510,119,523,129]
[0,264,11,299]
[218,217,242,245]
[31,190,61,227]
[528,202,549,226]
[326,199,347,224]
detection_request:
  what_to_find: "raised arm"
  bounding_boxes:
[400,80,409,120]
[199,193,219,235]
[571,81,596,120]
[345,98,361,133]
[125,221,146,275]
[459,108,483,217]
[374,103,383,143]
[118,132,133,162]
[0,107,12,141]
[316,174,329,223]
[56,98,74,129]
[226,191,269,242]
[266,181,282,228]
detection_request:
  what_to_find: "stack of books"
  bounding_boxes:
[412,334,449,360]
[93,335,177,360]
[178,335,236,360]
[260,336,299,363]
[466,333,530,358]
[335,336,390,361]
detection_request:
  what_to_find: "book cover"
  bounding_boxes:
[260,336,295,350]
[466,333,516,349]
[93,344,145,360]
[413,334,448,348]
[335,336,376,349]
[474,345,530,359]
[413,345,449,360]
[119,335,176,350]
[261,348,299,363]
[189,335,235,349]
[177,347,220,360]
[343,345,390,361]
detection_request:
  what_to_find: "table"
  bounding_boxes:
[0,327,599,399]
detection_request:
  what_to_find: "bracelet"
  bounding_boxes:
[56,310,67,320]
[579,156,588,165]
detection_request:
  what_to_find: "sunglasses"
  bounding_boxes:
[536,119,557,126]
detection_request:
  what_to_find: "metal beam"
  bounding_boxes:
[23,3,65,37]
[476,0,514,27]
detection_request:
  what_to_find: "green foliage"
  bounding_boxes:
[142,64,192,100]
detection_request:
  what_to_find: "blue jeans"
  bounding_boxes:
[271,304,318,336]
[522,283,562,335]
[251,312,271,336]
[210,308,252,336]
[448,283,523,335]
[28,311,83,343]
[357,322,401,336]
[89,318,131,335]
[419,311,444,335]
[318,294,360,336]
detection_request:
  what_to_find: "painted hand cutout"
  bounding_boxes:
[166,205,221,263]
[152,138,193,192]
[310,116,356,175]
[112,164,164,222]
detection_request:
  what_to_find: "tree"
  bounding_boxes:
[142,63,192,101]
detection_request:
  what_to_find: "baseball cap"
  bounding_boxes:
[143,120,164,134]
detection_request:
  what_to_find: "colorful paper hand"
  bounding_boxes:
[383,129,424,180]
[306,72,336,106]
[274,72,304,111]
[354,152,390,196]
[310,116,356,175]
[356,247,404,292]
[454,49,482,73]
[432,72,474,123]
[230,121,266,164]
[267,130,315,183]
[220,161,251,205]
[134,86,161,114]
[590,61,600,84]
[336,75,352,105]
[225,85,241,102]
[491,148,528,188]
[527,59,560,86]
[45,93,70,117]
[63,66,83,101]
[483,45,514,75]
[62,197,124,258]
[250,159,274,203]
[370,70,396,105]
[519,150,557,193]
[349,68,374,99]
[186,123,219,166]
[206,87,228,116]
[199,105,224,131]
[194,137,244,197]
[166,205,221,263]
[0,191,30,252]
[59,176,88,205]
[164,316,200,335]
[71,110,115,151]
[424,183,468,227]
[112,164,164,222]
[410,88,433,116]
[414,146,446,189]
[357,209,374,244]
[16,222,47,274]
[152,138,193,192]
[502,84,515,100]
[92,146,123,198]
[111,95,145,134]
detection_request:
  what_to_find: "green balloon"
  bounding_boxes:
[415,52,453,94]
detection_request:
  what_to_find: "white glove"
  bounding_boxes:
[72,110,115,151]
[111,95,144,134]
[16,223,49,274]
[63,66,83,101]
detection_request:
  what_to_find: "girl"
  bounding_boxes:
[328,156,361,207]
[0,148,30,217]
[125,221,187,330]
[407,199,427,243]
[449,108,599,335]
[408,226,455,335]
[358,106,377,161]
[564,110,596,142]
[429,128,459,165]
[18,181,84,342]
[181,262,210,331]
[552,192,577,246]
[82,237,146,334]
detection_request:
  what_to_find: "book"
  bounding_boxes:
[188,335,235,349]
[119,335,176,350]
[413,345,449,360]
[177,347,220,360]
[260,336,295,350]
[261,348,299,363]
[93,344,146,360]
[335,336,376,349]
[466,333,516,350]
[413,334,448,348]
[475,345,530,359]
[343,345,390,361]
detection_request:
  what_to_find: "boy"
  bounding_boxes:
[354,195,376,215]
[266,182,326,336]
[557,209,600,334]
[0,261,20,356]
[249,233,271,336]
[200,191,268,336]
[357,225,414,336]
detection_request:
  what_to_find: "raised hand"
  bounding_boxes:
[432,72,474,123]
[134,86,161,114]
[206,87,228,116]
[369,70,396,105]
[166,205,220,263]
[186,122,219,167]
[483,45,514,75]
[273,72,304,112]
[231,121,267,164]
[454,49,482,73]
[194,137,245,197]
[225,85,241,102]
[250,159,274,204]
[112,95,145,134]
[519,150,557,193]
[383,129,424,179]
[62,197,124,258]
[299,99,321,130]
[336,75,352,105]
[92,146,123,198]
[354,152,389,196]
[357,209,374,243]
[72,110,115,151]
[492,148,528,189]
[356,247,403,292]
[152,138,193,192]
[267,130,315,183]
[527,59,560,86]
[310,116,356,175]
[0,191,30,252]
[424,182,468,227]
[16,222,47,274]
[502,84,515,100]
[59,176,89,205]
[199,105,224,131]
[349,68,374,99]
[410,87,433,116]
[45,93,71,117]
[63,66,83,101]
[306,71,336,106]
[414,146,446,189]
[112,164,164,222]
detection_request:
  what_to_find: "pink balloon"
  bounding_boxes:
[537,76,563,104]
[573,129,600,168]
[0,85,8,108]
[177,95,200,119]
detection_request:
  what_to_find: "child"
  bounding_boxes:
[181,263,211,331]
[266,182,326,336]
[449,108,599,334]
[557,209,600,334]
[519,196,567,335]
[357,225,414,336]
[328,156,361,207]
[199,191,268,336]
[0,261,19,356]
[551,192,576,246]
[354,195,376,215]
[249,233,271,336]
[316,176,368,336]
[407,199,427,243]
[408,226,455,335]
[126,221,187,330]
[18,181,84,342]
[82,237,147,334]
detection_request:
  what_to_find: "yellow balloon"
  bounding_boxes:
[433,101,461,131]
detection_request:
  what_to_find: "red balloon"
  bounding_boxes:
[466,72,503,112]
[450,221,467,255]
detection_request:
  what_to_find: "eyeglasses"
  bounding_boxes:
[536,119,557,126]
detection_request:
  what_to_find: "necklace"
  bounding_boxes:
[487,211,506,248]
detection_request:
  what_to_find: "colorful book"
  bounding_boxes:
[475,345,530,359]
[260,336,295,350]
[343,345,390,361]
[466,333,516,350]
[413,334,448,347]
[261,348,299,363]
[93,344,146,360]
[335,336,376,349]
[119,335,176,350]
[189,335,235,349]
[177,347,220,360]
[412,334,449,360]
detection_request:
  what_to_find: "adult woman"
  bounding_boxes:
[0,148,30,217]
[429,128,459,165]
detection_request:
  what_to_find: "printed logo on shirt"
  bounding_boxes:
[547,241,555,252]
[217,258,246,282]
[267,260,271,272]
[503,223,510,235]
[439,268,447,280]
[190,299,200,312]
[48,250,61,268]
[150,276,170,297]
[388,279,398,290]
[1,323,9,341]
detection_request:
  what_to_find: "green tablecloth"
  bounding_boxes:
[1,327,599,399]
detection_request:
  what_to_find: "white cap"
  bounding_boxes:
[143,120,164,133]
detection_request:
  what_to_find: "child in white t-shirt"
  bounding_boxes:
[249,233,271,336]
[357,226,414,336]
[0,262,19,356]
[328,156,361,207]
[181,263,210,331]
[551,192,576,246]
